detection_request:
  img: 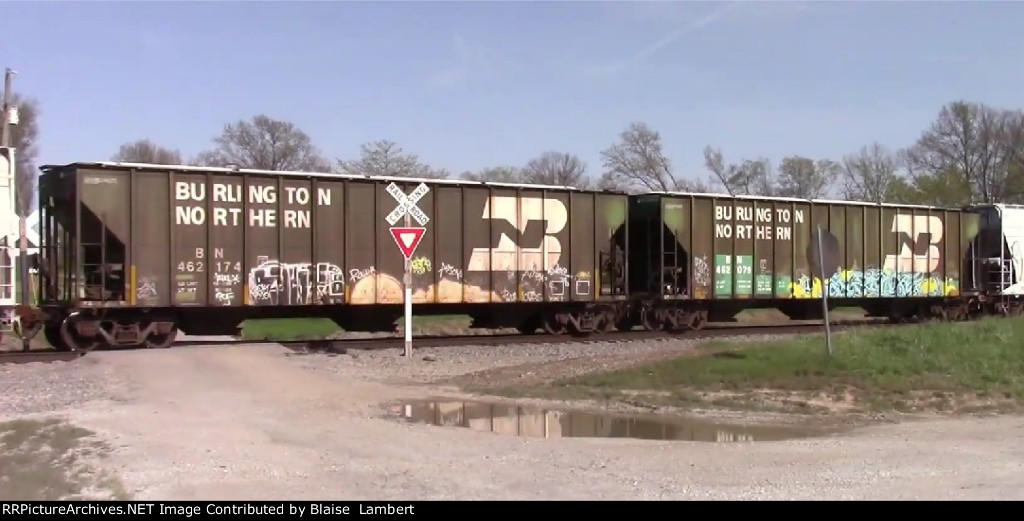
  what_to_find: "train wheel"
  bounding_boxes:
[688,310,708,331]
[59,315,101,352]
[516,316,541,335]
[145,325,178,349]
[613,318,634,332]
[640,307,663,331]
[516,324,537,334]
[541,314,566,335]
[43,325,72,352]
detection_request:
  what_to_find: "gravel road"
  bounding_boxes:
[2,338,1023,501]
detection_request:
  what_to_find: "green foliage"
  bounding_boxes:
[501,317,1024,414]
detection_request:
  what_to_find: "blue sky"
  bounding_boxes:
[4,0,1023,185]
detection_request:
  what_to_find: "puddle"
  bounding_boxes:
[391,399,827,442]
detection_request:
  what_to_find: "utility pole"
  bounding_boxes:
[1,68,13,147]
[1,67,29,351]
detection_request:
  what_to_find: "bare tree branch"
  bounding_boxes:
[840,143,903,203]
[903,101,1015,204]
[521,151,588,187]
[8,93,39,217]
[336,140,449,179]
[194,114,332,172]
[775,156,839,199]
[599,122,683,192]
[460,166,523,183]
[703,146,775,195]
[112,139,183,164]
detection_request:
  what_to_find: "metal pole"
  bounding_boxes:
[817,225,833,356]
[1,68,12,147]
[404,212,412,358]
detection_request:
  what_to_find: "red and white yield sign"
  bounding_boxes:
[385,182,429,260]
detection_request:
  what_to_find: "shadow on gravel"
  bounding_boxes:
[0,418,130,500]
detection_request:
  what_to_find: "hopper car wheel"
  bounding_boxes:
[542,315,566,335]
[146,325,178,349]
[516,316,541,335]
[60,315,101,352]
[689,311,707,331]
[43,325,72,352]
[600,316,617,333]
[614,320,634,332]
[640,307,663,331]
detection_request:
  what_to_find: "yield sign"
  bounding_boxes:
[390,227,426,260]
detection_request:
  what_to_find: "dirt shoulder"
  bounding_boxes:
[3,337,1023,500]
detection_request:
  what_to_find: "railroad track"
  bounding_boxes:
[0,318,899,364]
[0,350,86,365]
[175,318,899,354]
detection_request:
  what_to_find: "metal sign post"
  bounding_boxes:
[385,182,430,358]
[404,212,412,357]
[816,225,833,357]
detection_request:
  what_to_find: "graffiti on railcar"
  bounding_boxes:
[458,194,618,303]
[789,212,980,299]
[699,199,981,300]
[172,176,347,306]
[246,256,345,306]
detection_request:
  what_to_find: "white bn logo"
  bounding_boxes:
[467,196,567,272]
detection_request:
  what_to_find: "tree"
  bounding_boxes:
[599,122,689,193]
[336,140,449,179]
[7,93,39,217]
[521,151,588,187]
[902,101,1021,204]
[112,139,183,164]
[702,146,775,196]
[460,166,522,183]
[774,155,840,199]
[194,114,331,172]
[839,143,906,203]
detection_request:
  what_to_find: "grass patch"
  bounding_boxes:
[734,307,866,324]
[240,318,341,341]
[0,418,130,500]
[238,315,477,340]
[501,317,1024,414]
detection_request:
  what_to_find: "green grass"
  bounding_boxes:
[239,318,341,341]
[497,317,1024,414]
[238,314,475,340]
[233,309,870,342]
[733,306,867,324]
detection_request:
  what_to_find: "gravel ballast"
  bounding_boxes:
[1,337,1022,500]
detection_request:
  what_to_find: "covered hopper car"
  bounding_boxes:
[615,192,991,332]
[31,161,630,351]
[9,160,1024,353]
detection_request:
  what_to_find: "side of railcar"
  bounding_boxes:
[958,203,1024,315]
[35,162,632,350]
[421,182,630,334]
[622,192,980,330]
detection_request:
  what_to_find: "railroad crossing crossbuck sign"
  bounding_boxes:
[386,182,429,260]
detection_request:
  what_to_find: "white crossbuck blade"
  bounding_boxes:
[385,182,430,226]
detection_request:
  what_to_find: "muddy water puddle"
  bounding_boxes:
[391,398,832,442]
